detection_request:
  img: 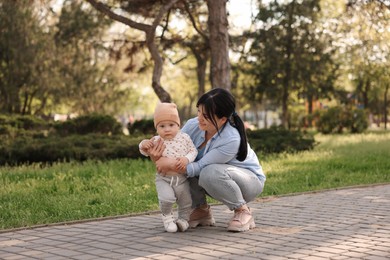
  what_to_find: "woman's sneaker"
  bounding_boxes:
[227,208,255,232]
[188,205,215,228]
[162,213,177,233]
[176,219,189,232]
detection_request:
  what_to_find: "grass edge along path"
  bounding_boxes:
[1,182,389,234]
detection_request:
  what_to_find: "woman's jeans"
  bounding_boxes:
[188,164,265,211]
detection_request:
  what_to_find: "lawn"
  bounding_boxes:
[1,131,389,230]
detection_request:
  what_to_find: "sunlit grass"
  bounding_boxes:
[261,131,390,195]
[1,131,389,230]
[0,159,158,229]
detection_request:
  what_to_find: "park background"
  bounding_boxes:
[0,0,389,230]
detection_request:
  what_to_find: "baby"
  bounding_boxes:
[139,103,197,232]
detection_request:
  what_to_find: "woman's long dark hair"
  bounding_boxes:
[197,88,248,161]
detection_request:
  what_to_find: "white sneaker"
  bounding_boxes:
[176,219,189,232]
[162,214,177,233]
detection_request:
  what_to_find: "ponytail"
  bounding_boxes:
[230,112,248,161]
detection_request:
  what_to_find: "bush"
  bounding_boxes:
[246,127,316,154]
[128,119,155,136]
[0,114,145,165]
[0,134,144,166]
[54,114,123,136]
[316,106,368,134]
[344,108,369,133]
[0,114,49,130]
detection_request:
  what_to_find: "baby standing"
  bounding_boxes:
[139,103,197,232]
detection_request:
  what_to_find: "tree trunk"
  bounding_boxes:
[363,79,370,109]
[189,44,208,99]
[282,0,295,129]
[307,94,313,127]
[384,84,389,130]
[207,0,231,90]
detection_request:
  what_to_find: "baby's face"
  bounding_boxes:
[156,121,180,140]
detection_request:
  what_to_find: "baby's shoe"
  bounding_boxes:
[162,213,177,233]
[176,219,189,232]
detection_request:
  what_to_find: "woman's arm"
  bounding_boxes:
[155,157,183,174]
[186,136,240,177]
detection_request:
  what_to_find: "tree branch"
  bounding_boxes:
[84,0,150,32]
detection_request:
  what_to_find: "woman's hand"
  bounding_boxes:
[147,138,165,162]
[155,157,184,175]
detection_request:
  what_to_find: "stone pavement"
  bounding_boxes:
[0,184,389,260]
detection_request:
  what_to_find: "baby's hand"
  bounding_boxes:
[175,157,189,172]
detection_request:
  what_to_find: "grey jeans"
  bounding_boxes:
[155,174,192,220]
[188,164,264,210]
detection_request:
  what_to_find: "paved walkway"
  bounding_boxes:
[0,184,389,260]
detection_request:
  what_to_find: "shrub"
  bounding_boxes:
[128,119,155,136]
[54,114,123,136]
[246,127,316,154]
[0,114,49,130]
[0,134,144,166]
[0,115,53,140]
[316,106,368,134]
[344,108,369,133]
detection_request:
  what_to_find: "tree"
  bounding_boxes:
[85,0,181,102]
[55,0,128,115]
[340,0,390,129]
[0,0,59,114]
[246,0,336,128]
[85,0,232,103]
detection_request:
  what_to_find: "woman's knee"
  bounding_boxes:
[198,164,226,187]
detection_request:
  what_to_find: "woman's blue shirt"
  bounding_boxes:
[181,117,266,182]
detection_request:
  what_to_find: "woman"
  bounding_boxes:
[150,88,266,232]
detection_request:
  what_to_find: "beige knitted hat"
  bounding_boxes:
[153,103,180,128]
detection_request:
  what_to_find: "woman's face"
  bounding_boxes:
[197,105,227,134]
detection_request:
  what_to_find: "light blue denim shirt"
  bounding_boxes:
[181,117,266,182]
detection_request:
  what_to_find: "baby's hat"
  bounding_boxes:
[153,102,180,128]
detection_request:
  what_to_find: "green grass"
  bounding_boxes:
[1,131,389,230]
[0,160,158,230]
[262,132,390,195]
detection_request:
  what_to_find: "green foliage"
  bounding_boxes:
[0,0,130,116]
[0,114,319,165]
[344,108,369,133]
[246,0,337,127]
[0,115,52,139]
[246,127,316,154]
[54,114,123,136]
[316,106,343,134]
[0,114,144,166]
[128,119,156,136]
[316,106,368,134]
[0,114,49,130]
[0,134,143,166]
[0,0,58,114]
